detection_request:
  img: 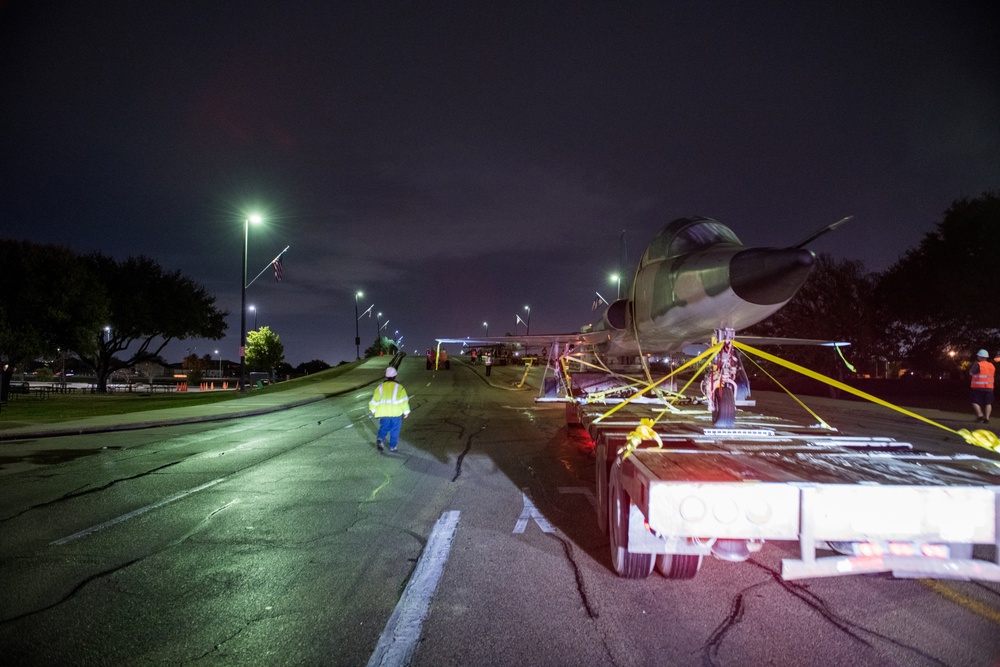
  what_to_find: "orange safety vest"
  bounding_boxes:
[971,360,995,389]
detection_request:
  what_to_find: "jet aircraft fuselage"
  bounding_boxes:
[596,216,815,356]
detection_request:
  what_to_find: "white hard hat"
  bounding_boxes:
[978,349,989,358]
[385,366,397,378]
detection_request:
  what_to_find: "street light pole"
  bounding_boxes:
[240,214,261,395]
[215,350,221,379]
[524,305,531,336]
[611,273,621,300]
[250,305,257,330]
[354,291,363,360]
[483,321,488,337]
[376,312,382,355]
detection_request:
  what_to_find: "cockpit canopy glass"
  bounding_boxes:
[642,217,742,265]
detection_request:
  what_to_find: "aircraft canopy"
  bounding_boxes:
[642,217,742,265]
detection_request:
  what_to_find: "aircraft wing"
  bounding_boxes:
[735,335,850,348]
[436,330,611,348]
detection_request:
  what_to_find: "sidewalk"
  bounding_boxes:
[0,358,390,441]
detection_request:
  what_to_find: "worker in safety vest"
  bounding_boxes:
[369,366,411,452]
[969,349,994,424]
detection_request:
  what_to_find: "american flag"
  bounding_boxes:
[272,258,283,281]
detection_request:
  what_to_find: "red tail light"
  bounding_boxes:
[921,544,949,559]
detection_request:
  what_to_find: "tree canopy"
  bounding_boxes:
[246,326,285,382]
[880,191,1000,367]
[0,240,227,394]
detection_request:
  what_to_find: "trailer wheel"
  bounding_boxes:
[656,552,703,580]
[712,385,736,428]
[608,464,654,579]
[595,441,609,532]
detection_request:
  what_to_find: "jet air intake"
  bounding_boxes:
[729,248,815,306]
[603,299,630,331]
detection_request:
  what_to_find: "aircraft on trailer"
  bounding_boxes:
[436,215,851,427]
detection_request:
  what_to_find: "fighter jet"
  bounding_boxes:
[437,215,850,426]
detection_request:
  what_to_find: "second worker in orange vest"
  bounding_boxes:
[970,349,994,424]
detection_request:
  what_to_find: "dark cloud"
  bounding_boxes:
[2,1,997,364]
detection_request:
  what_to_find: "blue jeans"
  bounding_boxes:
[377,416,402,448]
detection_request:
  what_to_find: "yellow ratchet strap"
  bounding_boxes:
[619,418,663,460]
[741,353,833,430]
[596,342,723,423]
[732,341,1000,453]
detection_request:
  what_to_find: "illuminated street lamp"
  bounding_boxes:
[611,273,621,300]
[215,350,221,378]
[524,305,531,336]
[249,305,258,330]
[483,321,489,337]
[354,291,363,360]
[376,311,382,354]
[240,213,262,394]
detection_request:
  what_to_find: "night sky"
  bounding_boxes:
[2,2,997,366]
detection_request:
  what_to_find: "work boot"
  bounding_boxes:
[376,439,384,452]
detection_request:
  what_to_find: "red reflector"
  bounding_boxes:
[921,544,949,559]
[859,542,884,557]
[888,542,915,557]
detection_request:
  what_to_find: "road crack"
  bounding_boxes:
[0,458,191,523]
[451,427,484,482]
[0,500,238,625]
[747,559,950,666]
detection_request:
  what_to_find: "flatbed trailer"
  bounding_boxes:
[576,400,1000,582]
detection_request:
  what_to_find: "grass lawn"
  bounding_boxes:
[0,362,361,429]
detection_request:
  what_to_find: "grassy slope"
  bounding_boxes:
[0,363,360,429]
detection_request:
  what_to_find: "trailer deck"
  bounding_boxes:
[576,399,1000,581]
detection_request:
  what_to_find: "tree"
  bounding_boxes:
[246,326,285,382]
[364,336,398,358]
[0,240,106,400]
[182,353,212,385]
[75,254,227,392]
[744,254,903,378]
[880,191,1000,370]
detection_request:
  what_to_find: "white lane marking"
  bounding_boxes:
[513,488,555,534]
[51,478,225,545]
[559,486,597,510]
[368,510,460,667]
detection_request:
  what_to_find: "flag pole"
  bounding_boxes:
[247,245,290,288]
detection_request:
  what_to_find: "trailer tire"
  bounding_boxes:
[656,552,703,580]
[608,464,654,579]
[712,385,736,428]
[596,441,609,532]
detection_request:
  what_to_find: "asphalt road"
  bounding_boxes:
[1,359,999,666]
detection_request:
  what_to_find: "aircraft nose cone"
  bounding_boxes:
[730,248,815,305]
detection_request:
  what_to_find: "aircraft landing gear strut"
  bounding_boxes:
[704,328,740,428]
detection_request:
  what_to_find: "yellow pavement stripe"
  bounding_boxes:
[920,579,1000,626]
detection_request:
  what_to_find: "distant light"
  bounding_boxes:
[248,213,262,224]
